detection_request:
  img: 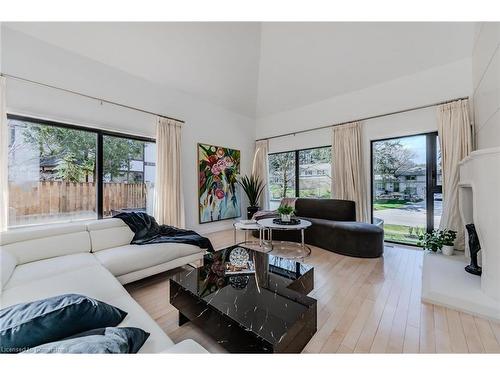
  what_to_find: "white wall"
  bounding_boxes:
[260,59,472,220]
[1,27,255,234]
[472,23,500,150]
[257,58,472,140]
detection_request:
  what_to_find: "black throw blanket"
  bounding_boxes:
[114,212,214,252]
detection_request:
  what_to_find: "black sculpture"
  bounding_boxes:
[465,223,482,276]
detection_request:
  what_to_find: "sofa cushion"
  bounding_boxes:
[94,243,203,277]
[0,222,88,246]
[24,327,150,354]
[86,218,135,252]
[4,253,100,290]
[0,264,126,307]
[0,222,91,265]
[0,249,17,291]
[0,294,127,353]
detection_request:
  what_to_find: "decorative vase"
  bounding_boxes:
[281,214,291,222]
[442,245,454,256]
[247,206,259,220]
[229,247,249,268]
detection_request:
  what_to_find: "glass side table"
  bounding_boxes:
[256,218,312,259]
[233,221,270,249]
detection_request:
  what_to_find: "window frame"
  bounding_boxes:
[7,114,155,222]
[268,145,332,201]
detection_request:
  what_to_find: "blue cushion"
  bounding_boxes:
[22,327,150,354]
[0,294,127,353]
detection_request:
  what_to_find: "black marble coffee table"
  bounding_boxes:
[169,245,317,353]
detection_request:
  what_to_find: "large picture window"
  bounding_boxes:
[268,146,332,209]
[7,115,155,227]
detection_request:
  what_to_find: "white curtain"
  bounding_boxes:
[0,77,8,231]
[332,122,368,222]
[154,116,185,228]
[437,99,472,250]
[252,140,270,209]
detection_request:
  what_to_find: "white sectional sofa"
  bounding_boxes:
[0,219,208,353]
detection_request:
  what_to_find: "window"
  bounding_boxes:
[268,146,332,209]
[7,115,155,227]
[370,132,442,245]
[268,151,296,209]
[8,118,98,226]
[103,135,156,217]
[298,147,332,199]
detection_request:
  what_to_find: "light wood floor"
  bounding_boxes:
[125,229,500,353]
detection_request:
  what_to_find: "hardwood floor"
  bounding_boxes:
[125,229,500,353]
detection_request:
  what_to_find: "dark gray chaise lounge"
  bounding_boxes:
[259,198,384,258]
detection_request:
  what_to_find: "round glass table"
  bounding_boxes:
[233,221,267,248]
[256,218,312,259]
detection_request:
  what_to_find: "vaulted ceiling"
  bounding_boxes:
[3,22,476,118]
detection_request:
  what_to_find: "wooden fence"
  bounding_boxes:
[9,181,147,225]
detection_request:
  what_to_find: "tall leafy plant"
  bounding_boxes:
[238,175,266,207]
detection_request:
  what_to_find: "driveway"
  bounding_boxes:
[374,200,442,227]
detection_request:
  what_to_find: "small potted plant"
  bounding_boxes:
[440,229,457,256]
[237,174,266,219]
[417,229,457,255]
[277,204,294,222]
[417,230,442,253]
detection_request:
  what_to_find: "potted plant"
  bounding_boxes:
[237,174,266,219]
[417,229,457,255]
[417,230,443,253]
[277,204,294,222]
[440,229,457,256]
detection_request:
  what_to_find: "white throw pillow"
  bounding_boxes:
[0,248,17,291]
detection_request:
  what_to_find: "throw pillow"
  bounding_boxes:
[0,294,127,353]
[22,327,150,354]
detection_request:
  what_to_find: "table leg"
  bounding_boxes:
[301,229,305,249]
[234,227,237,244]
[178,312,190,326]
[244,230,248,244]
[270,229,273,250]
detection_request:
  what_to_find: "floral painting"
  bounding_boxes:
[198,143,241,223]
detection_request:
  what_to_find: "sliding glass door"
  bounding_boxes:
[371,132,441,245]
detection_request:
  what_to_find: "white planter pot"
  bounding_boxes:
[442,245,454,256]
[281,214,291,222]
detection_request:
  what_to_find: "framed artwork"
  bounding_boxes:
[198,143,241,223]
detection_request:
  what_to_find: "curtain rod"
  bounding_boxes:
[256,96,469,142]
[0,72,185,124]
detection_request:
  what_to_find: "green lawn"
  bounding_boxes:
[383,223,423,245]
[373,202,407,210]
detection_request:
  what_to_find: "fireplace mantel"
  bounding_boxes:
[422,147,500,321]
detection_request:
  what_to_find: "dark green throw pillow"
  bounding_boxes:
[0,294,127,353]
